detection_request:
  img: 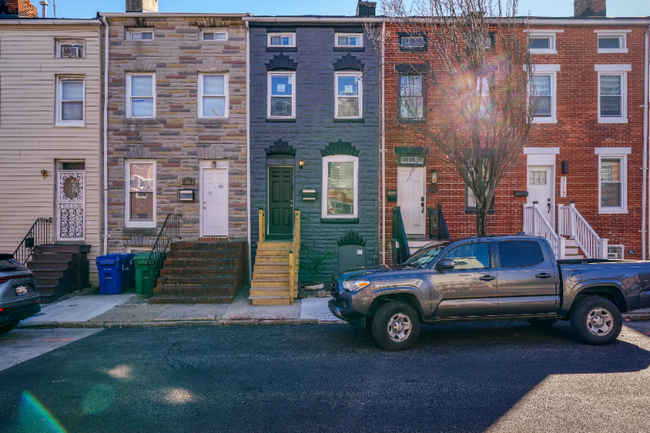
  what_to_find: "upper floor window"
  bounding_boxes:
[335,72,362,119]
[199,74,228,118]
[595,64,630,124]
[595,30,630,54]
[526,29,562,55]
[268,72,295,118]
[128,29,154,41]
[126,74,156,118]
[335,33,363,48]
[595,147,630,214]
[268,33,296,48]
[399,75,424,120]
[529,64,559,124]
[202,29,228,41]
[399,33,427,52]
[56,40,84,58]
[322,155,358,219]
[56,77,84,126]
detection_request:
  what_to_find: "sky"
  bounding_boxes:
[42,0,650,19]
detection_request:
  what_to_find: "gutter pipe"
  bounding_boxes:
[381,22,386,265]
[246,20,252,281]
[101,15,109,255]
[644,25,650,260]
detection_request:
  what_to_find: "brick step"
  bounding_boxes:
[153,286,237,296]
[170,241,246,251]
[160,266,239,276]
[149,295,235,304]
[255,249,291,257]
[254,256,290,265]
[249,296,293,306]
[157,276,237,286]
[249,287,291,297]
[252,271,291,280]
[253,264,290,272]
[30,253,76,263]
[167,250,242,259]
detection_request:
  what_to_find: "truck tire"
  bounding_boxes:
[570,296,622,345]
[527,318,558,327]
[372,301,420,351]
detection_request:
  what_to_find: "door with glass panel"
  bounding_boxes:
[527,166,553,227]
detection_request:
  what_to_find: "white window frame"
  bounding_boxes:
[55,40,85,58]
[528,64,559,124]
[125,160,157,228]
[335,33,363,48]
[128,29,155,41]
[595,64,630,124]
[595,147,630,214]
[198,73,228,119]
[322,154,359,219]
[126,73,156,119]
[335,71,363,119]
[525,29,563,55]
[201,28,228,41]
[608,244,625,259]
[595,30,630,54]
[267,71,296,119]
[267,32,296,48]
[56,76,85,127]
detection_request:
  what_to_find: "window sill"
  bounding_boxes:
[197,117,230,124]
[124,117,159,124]
[598,49,628,54]
[55,122,85,128]
[320,217,359,224]
[532,117,557,124]
[334,118,365,123]
[598,117,628,124]
[598,208,628,215]
[266,47,297,52]
[266,118,297,123]
[530,49,557,55]
[398,118,427,124]
[333,47,365,52]
[124,223,157,229]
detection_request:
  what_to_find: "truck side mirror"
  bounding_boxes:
[437,258,456,271]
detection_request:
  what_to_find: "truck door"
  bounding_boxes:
[496,240,559,314]
[432,241,500,317]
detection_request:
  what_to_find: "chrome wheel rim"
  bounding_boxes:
[387,312,412,342]
[586,307,613,337]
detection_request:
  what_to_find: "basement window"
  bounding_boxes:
[608,245,624,259]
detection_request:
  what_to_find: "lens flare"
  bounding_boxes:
[14,391,67,433]
[82,384,116,415]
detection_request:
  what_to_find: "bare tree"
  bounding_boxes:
[375,0,536,236]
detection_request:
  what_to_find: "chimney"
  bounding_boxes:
[3,0,38,18]
[126,0,158,13]
[574,0,606,18]
[356,0,376,17]
[39,0,47,17]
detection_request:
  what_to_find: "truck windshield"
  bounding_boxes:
[403,243,448,269]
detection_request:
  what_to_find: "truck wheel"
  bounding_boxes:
[570,297,622,345]
[372,301,420,351]
[527,318,558,327]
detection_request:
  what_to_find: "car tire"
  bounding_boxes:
[527,318,558,327]
[372,301,420,351]
[570,296,622,345]
[0,322,16,335]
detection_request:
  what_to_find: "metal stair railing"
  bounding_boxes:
[557,202,608,259]
[522,202,566,259]
[428,203,450,240]
[391,206,411,264]
[148,214,181,290]
[13,218,53,265]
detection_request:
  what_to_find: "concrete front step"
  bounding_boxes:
[27,261,70,271]
[149,295,235,304]
[565,254,585,259]
[249,296,293,306]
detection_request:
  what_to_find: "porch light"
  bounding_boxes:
[299,160,305,169]
[430,169,438,184]
[40,169,48,179]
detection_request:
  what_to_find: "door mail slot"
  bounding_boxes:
[178,189,196,202]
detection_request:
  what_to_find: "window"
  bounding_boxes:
[267,72,295,118]
[477,75,493,118]
[399,75,424,120]
[56,77,84,126]
[595,30,629,54]
[201,29,228,41]
[56,40,84,58]
[126,74,155,118]
[126,160,156,228]
[465,185,494,213]
[595,147,630,214]
[596,65,630,123]
[398,33,427,52]
[335,33,363,48]
[129,29,154,41]
[485,33,495,51]
[608,245,624,259]
[525,30,562,54]
[443,243,490,270]
[498,241,544,268]
[529,65,559,124]
[199,74,228,118]
[267,33,296,47]
[322,155,358,219]
[335,72,362,119]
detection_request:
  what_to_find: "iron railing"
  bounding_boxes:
[148,214,181,289]
[391,206,411,264]
[428,204,450,240]
[13,218,53,265]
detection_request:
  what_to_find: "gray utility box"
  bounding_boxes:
[338,245,366,273]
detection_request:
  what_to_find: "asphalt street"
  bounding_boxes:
[2,321,650,433]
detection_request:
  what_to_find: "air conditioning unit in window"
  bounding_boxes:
[61,45,83,58]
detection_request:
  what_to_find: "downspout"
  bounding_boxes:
[101,15,109,255]
[246,20,252,281]
[644,25,649,260]
[381,21,386,265]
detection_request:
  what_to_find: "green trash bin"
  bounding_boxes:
[133,252,161,295]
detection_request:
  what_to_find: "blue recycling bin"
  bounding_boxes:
[119,254,135,289]
[96,254,123,295]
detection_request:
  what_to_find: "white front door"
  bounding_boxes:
[397,167,425,235]
[56,170,85,241]
[527,166,553,226]
[202,168,228,237]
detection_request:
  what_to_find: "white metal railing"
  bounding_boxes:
[557,202,608,259]
[523,202,566,259]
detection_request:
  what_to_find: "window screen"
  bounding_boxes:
[498,241,544,268]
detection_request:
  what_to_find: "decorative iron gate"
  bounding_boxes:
[57,170,85,241]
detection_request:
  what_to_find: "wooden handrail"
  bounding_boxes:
[289,210,301,304]
[258,209,265,243]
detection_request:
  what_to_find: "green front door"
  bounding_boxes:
[268,167,294,235]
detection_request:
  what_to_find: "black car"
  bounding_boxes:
[0,254,41,334]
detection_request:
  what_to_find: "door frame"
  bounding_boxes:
[397,166,426,236]
[200,159,229,238]
[55,160,86,242]
[524,148,559,230]
[266,165,294,236]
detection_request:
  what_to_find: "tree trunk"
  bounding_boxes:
[476,206,487,237]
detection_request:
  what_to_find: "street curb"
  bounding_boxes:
[623,314,650,322]
[18,318,342,329]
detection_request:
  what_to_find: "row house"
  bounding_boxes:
[381,0,650,265]
[0,0,102,301]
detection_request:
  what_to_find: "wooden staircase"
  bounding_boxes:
[249,209,300,306]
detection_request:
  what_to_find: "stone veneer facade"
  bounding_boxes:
[103,14,248,252]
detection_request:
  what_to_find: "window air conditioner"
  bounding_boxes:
[61,45,82,58]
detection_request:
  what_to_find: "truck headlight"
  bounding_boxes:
[343,280,370,291]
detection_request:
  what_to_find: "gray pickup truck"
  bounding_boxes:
[328,235,650,350]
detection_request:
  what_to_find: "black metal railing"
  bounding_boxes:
[428,204,450,240]
[148,214,181,289]
[13,218,53,265]
[391,206,411,264]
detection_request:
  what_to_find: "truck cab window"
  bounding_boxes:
[443,243,490,270]
[498,241,544,268]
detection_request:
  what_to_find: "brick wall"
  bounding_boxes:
[3,0,37,18]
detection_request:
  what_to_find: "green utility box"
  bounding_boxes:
[338,245,366,274]
[133,252,160,295]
